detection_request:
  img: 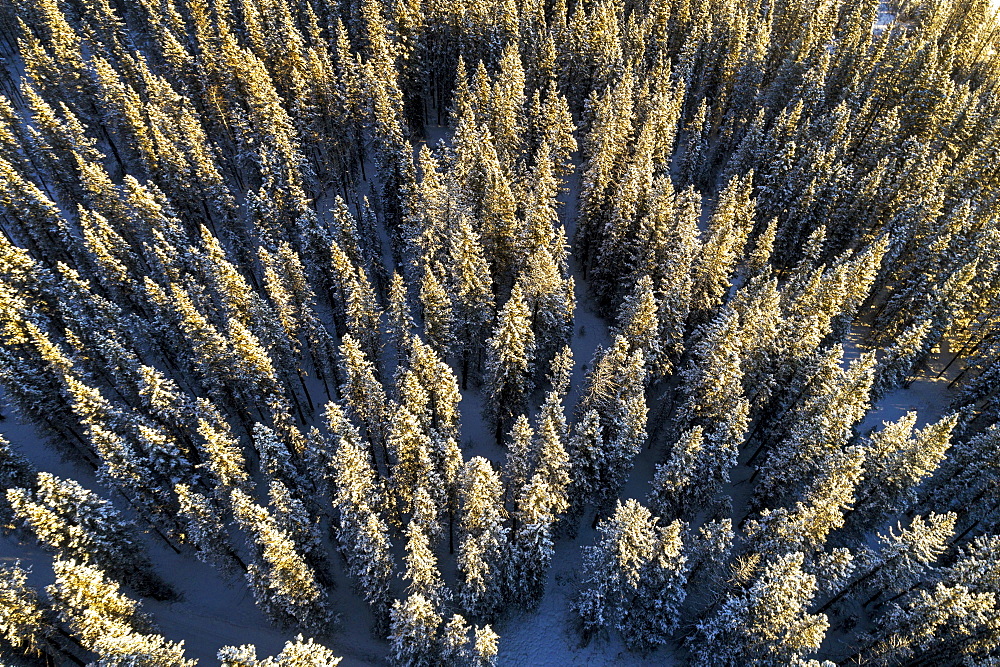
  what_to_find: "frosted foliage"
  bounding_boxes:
[0,563,47,653]
[47,559,194,665]
[219,635,342,666]
[174,483,237,572]
[576,500,688,648]
[457,457,507,617]
[862,513,957,601]
[231,490,329,631]
[690,552,828,666]
[403,521,447,603]
[389,593,442,667]
[2,0,1000,663]
[485,286,535,409]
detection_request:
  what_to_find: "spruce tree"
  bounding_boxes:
[219,635,343,667]
[483,283,535,443]
[230,488,330,631]
[48,559,194,667]
[7,472,171,598]
[690,551,828,667]
[457,457,508,619]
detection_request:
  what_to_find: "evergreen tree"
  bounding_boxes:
[689,172,755,319]
[572,336,648,517]
[419,261,456,360]
[508,402,571,608]
[613,275,661,378]
[0,436,34,533]
[48,559,194,667]
[754,351,876,506]
[338,335,391,462]
[0,563,62,663]
[483,284,535,443]
[219,635,342,667]
[849,412,957,532]
[927,426,1000,538]
[402,520,448,604]
[7,472,170,598]
[328,401,393,630]
[745,446,866,556]
[820,513,957,614]
[457,457,508,619]
[388,592,442,667]
[576,499,688,649]
[446,212,494,386]
[230,488,330,631]
[690,551,828,667]
[175,483,242,574]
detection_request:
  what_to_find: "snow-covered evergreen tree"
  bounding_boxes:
[0,562,59,661]
[576,499,688,649]
[388,592,442,667]
[230,488,330,631]
[457,457,508,618]
[690,551,828,666]
[7,472,170,598]
[219,635,342,667]
[483,283,535,443]
[47,559,195,667]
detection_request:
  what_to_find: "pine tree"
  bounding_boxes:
[674,306,748,443]
[576,499,688,649]
[572,336,648,517]
[338,335,391,462]
[387,402,442,523]
[648,426,715,522]
[690,551,829,667]
[446,212,494,386]
[450,110,520,285]
[871,317,932,399]
[387,272,417,369]
[328,400,393,629]
[405,334,463,442]
[860,532,1000,665]
[267,479,321,557]
[47,559,194,667]
[849,412,957,532]
[820,513,957,614]
[219,635,342,667]
[508,397,571,608]
[254,422,305,494]
[927,425,1000,537]
[7,472,171,598]
[457,457,508,618]
[0,562,61,662]
[754,351,876,506]
[626,517,689,650]
[865,581,996,666]
[483,283,535,443]
[613,275,661,379]
[745,446,866,556]
[689,172,755,319]
[175,483,242,574]
[0,436,34,533]
[230,488,330,631]
[402,521,448,604]
[419,261,456,360]
[504,414,535,505]
[388,592,442,667]
[194,397,251,497]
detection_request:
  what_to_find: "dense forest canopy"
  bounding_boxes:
[1,0,1000,664]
